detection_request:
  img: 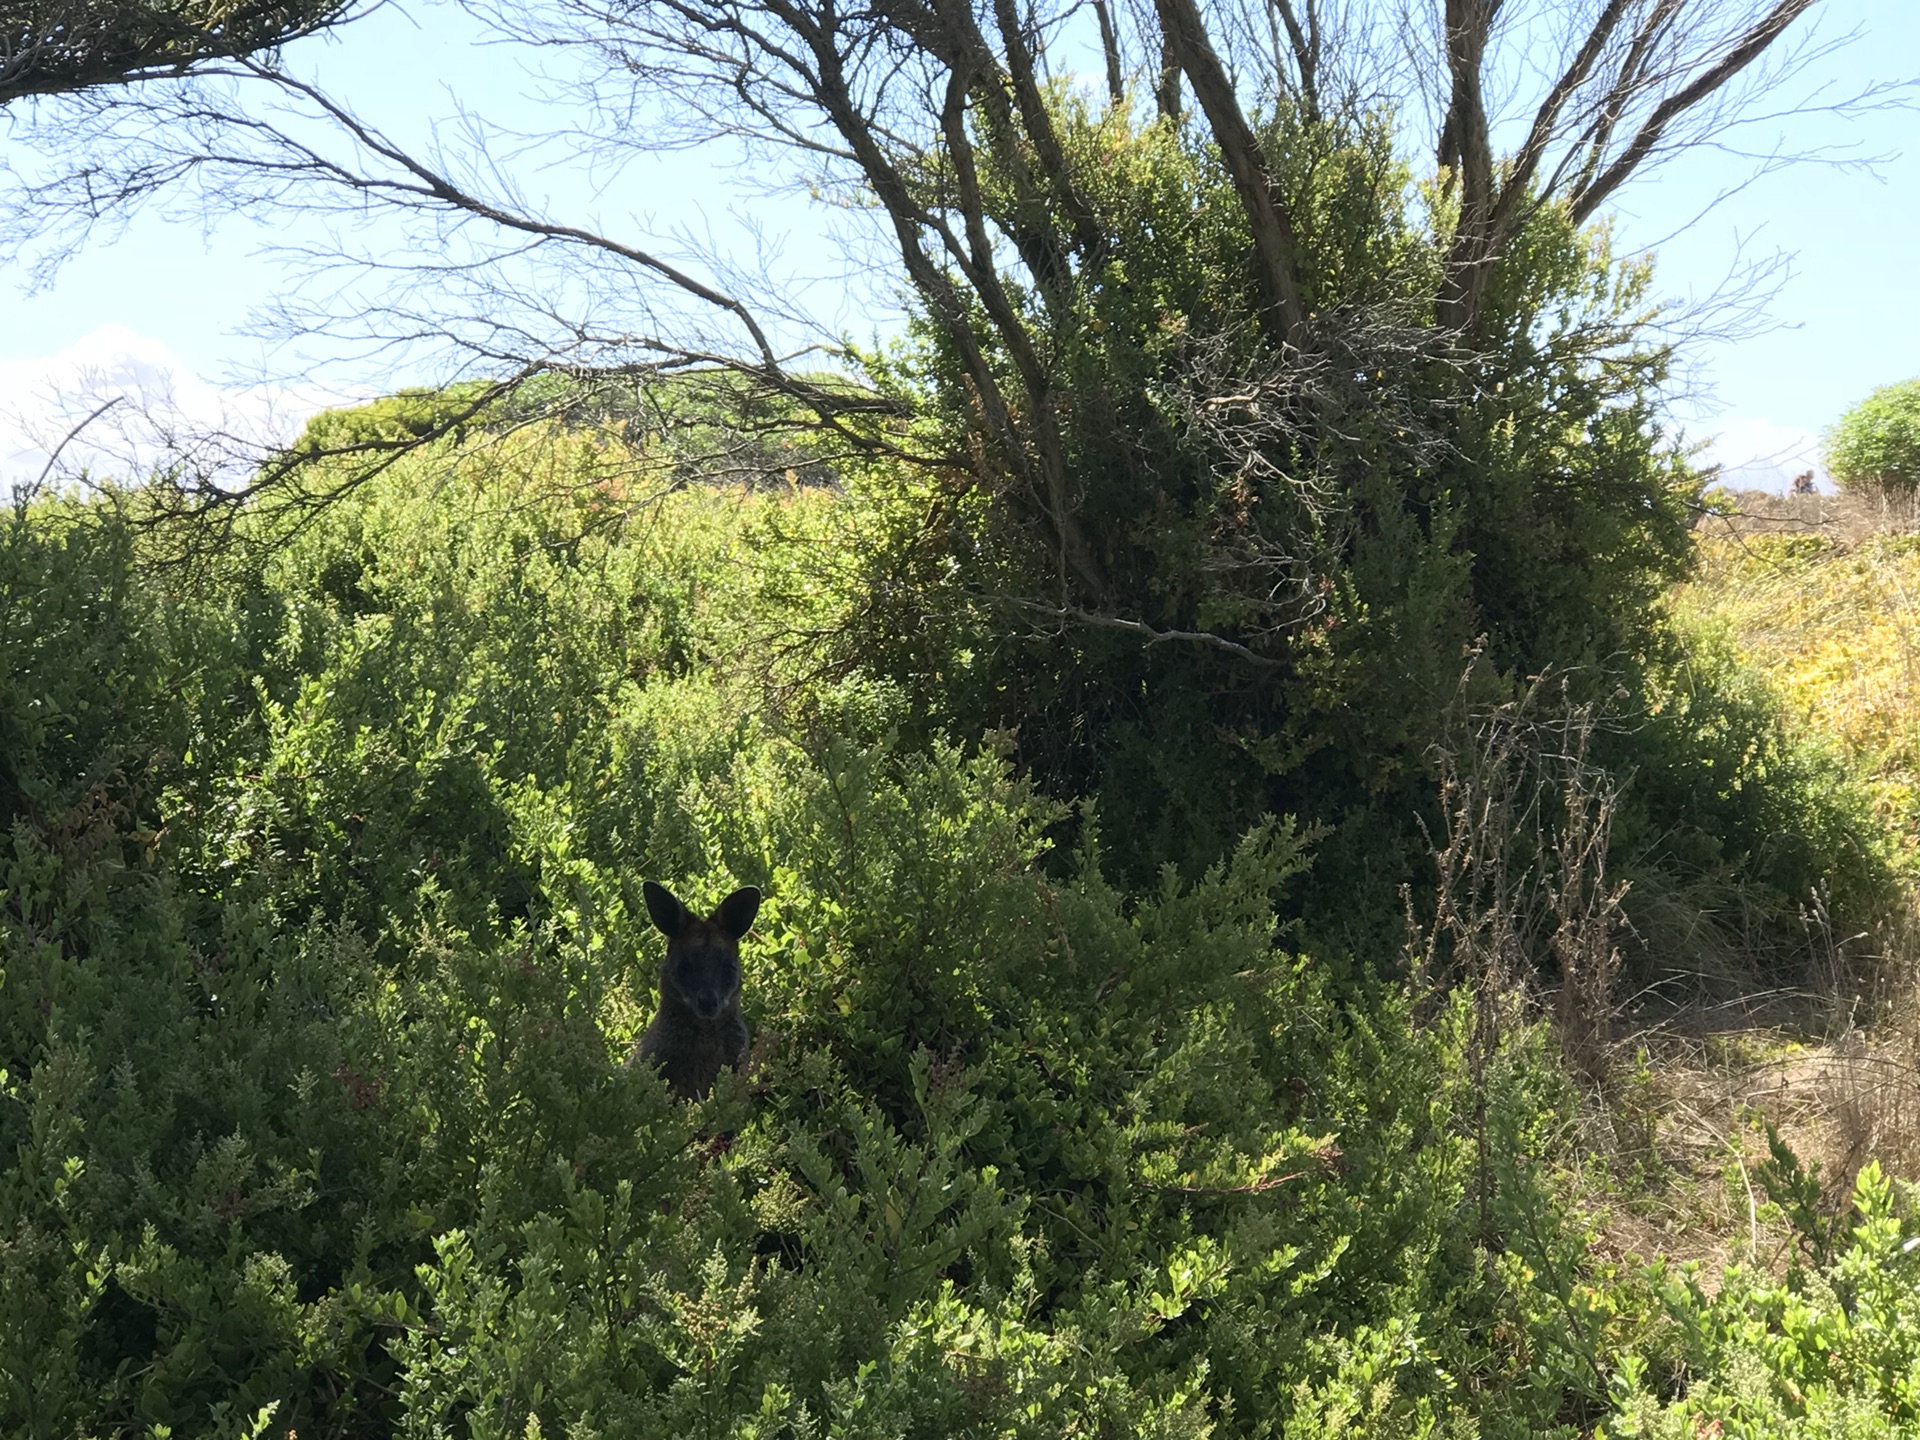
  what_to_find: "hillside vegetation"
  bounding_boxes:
[1681,515,1920,863]
[3,430,1919,1438]
[5,0,1912,1429]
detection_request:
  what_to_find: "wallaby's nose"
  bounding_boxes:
[691,992,723,1020]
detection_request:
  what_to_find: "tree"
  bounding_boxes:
[1,0,1896,884]
[0,0,361,104]
[1824,377,1920,503]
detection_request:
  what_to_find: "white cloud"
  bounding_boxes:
[1697,415,1826,493]
[0,326,344,490]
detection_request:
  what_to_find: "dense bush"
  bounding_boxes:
[3,438,1914,1437]
[1824,378,1920,502]
[1601,616,1907,983]
[822,104,1700,921]
[0,468,1578,1437]
[1611,1160,1920,1438]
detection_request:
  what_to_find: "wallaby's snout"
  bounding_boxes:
[632,880,761,1099]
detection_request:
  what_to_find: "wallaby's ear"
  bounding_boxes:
[713,886,762,941]
[644,881,690,938]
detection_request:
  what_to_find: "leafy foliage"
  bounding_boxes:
[1610,1163,1920,1438]
[1,415,1912,1436]
[0,0,354,105]
[1824,379,1920,501]
[0,465,1553,1437]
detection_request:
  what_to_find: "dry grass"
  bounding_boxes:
[1585,999,1920,1279]
[1579,498,1920,1270]
[1695,486,1920,544]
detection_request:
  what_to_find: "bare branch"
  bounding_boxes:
[1092,0,1126,105]
[1572,0,1821,225]
[25,395,120,495]
[1435,0,1496,326]
[1422,0,1862,332]
[1497,0,1629,229]
[1012,600,1289,667]
[1271,0,1321,117]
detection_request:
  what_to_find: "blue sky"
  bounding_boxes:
[1599,0,1920,485]
[2,0,1915,487]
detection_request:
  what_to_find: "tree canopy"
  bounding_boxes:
[0,0,1876,893]
[0,0,357,104]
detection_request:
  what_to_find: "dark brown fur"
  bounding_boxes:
[633,881,760,1100]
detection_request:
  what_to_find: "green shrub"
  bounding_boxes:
[1,468,1619,1438]
[4,439,1914,1438]
[1824,378,1920,501]
[1608,1161,1920,1438]
[1602,616,1905,984]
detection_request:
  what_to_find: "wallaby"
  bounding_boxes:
[633,881,761,1099]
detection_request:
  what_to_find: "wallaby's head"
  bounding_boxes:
[643,881,761,1022]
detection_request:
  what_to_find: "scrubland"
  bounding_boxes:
[1614,494,1920,1301]
[4,432,1920,1438]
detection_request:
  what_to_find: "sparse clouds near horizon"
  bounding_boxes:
[1697,415,1828,493]
[1,326,340,489]
[0,328,1858,499]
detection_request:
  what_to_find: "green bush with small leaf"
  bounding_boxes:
[0,466,1552,1436]
[1607,1161,1920,1438]
[1824,378,1920,501]
[2,425,1915,1437]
